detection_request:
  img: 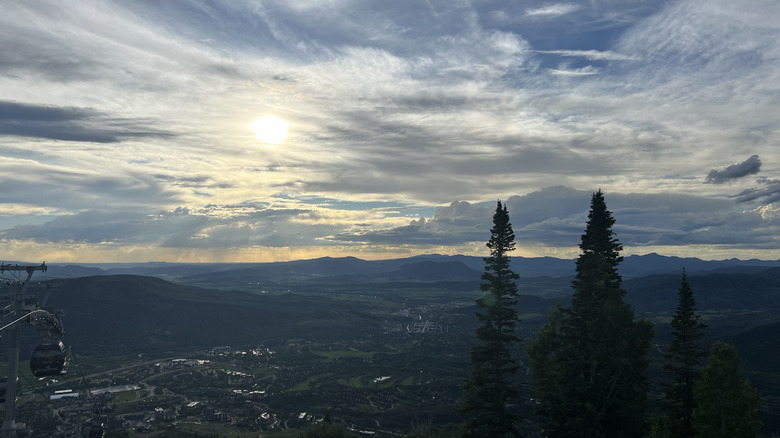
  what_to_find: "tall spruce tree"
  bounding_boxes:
[457,200,522,438]
[528,190,654,438]
[692,343,762,438]
[663,270,707,438]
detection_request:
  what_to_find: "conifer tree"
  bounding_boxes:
[528,190,654,438]
[692,343,761,438]
[663,270,707,438]
[457,200,521,438]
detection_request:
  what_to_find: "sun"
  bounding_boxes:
[251,116,289,145]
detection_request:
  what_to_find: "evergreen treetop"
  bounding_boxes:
[458,200,522,438]
[528,191,653,438]
[572,189,624,298]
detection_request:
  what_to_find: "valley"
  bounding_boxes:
[3,254,780,436]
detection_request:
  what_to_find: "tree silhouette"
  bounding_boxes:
[457,200,522,437]
[692,342,761,438]
[528,190,654,438]
[663,270,707,438]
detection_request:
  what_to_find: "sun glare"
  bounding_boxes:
[251,116,289,145]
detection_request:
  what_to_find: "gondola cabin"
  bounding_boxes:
[30,341,66,378]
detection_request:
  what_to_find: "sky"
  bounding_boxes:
[1,0,779,263]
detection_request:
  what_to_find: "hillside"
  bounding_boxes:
[44,275,385,354]
[33,263,780,357]
[18,263,780,435]
[625,272,780,312]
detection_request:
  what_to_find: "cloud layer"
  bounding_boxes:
[1,0,779,262]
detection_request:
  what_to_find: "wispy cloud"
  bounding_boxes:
[536,50,637,61]
[549,66,600,76]
[525,3,582,18]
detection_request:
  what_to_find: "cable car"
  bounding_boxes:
[30,341,66,377]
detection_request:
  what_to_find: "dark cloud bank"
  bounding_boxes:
[334,186,768,250]
[705,154,761,184]
[0,100,173,143]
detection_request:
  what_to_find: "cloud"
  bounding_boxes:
[0,210,192,244]
[705,155,761,184]
[0,101,96,122]
[333,201,493,246]
[549,66,600,76]
[525,3,581,18]
[0,162,179,212]
[0,204,321,249]
[3,185,780,260]
[153,174,234,190]
[733,179,780,205]
[0,101,173,143]
[1,0,780,261]
[614,0,780,96]
[332,186,780,259]
[536,50,637,61]
[332,186,773,254]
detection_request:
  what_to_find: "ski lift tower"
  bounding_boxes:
[0,263,48,438]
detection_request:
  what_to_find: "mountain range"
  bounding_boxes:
[17,253,780,356]
[30,252,780,286]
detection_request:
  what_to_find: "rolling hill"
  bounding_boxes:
[43,275,385,354]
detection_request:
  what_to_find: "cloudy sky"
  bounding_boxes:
[1,0,779,263]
